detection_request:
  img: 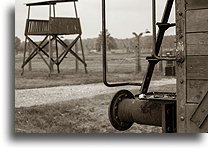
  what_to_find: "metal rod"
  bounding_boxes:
[102,0,141,87]
[152,0,156,57]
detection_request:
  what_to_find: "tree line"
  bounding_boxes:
[15,33,176,55]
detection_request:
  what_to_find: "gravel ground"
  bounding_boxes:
[15,78,176,107]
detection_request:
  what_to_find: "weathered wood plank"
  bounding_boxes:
[49,17,81,35]
[186,9,208,33]
[186,0,208,10]
[186,33,208,55]
[190,91,208,127]
[187,80,208,103]
[185,104,208,133]
[187,56,208,79]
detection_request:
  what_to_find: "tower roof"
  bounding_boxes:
[26,0,78,6]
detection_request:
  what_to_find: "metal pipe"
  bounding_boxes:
[152,0,157,58]
[118,99,162,126]
[108,90,163,131]
[102,0,141,87]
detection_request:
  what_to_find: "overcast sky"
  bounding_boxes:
[15,0,176,40]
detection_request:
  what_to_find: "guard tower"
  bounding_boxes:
[22,0,87,75]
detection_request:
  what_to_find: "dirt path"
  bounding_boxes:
[15,78,176,107]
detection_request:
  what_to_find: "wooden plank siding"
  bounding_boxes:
[49,17,82,35]
[186,9,208,33]
[176,0,208,132]
[186,0,208,10]
[25,19,49,35]
[187,80,208,103]
[25,17,81,35]
[187,56,208,80]
[186,33,208,55]
[183,0,208,132]
[185,104,208,133]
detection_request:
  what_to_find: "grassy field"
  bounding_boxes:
[15,51,175,133]
[15,52,166,89]
[15,93,165,133]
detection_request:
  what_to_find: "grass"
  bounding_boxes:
[16,52,168,89]
[15,51,175,133]
[15,93,162,133]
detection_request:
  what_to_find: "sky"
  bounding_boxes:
[15,0,176,40]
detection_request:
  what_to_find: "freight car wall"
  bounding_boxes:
[176,0,208,133]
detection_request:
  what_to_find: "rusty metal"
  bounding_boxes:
[108,90,162,130]
[108,90,178,132]
[162,103,177,133]
[108,90,135,131]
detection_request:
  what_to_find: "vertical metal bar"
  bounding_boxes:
[152,0,156,57]
[159,47,163,73]
[102,0,107,83]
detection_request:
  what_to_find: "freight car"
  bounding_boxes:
[102,0,208,133]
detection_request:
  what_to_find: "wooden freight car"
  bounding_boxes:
[176,0,208,133]
[103,0,208,133]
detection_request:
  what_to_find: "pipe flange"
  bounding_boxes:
[108,89,134,131]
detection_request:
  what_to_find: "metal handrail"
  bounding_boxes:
[151,0,177,61]
[102,0,141,87]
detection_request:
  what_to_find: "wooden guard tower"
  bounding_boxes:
[21,0,87,75]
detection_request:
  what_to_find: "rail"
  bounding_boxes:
[102,0,142,87]
[25,17,81,35]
